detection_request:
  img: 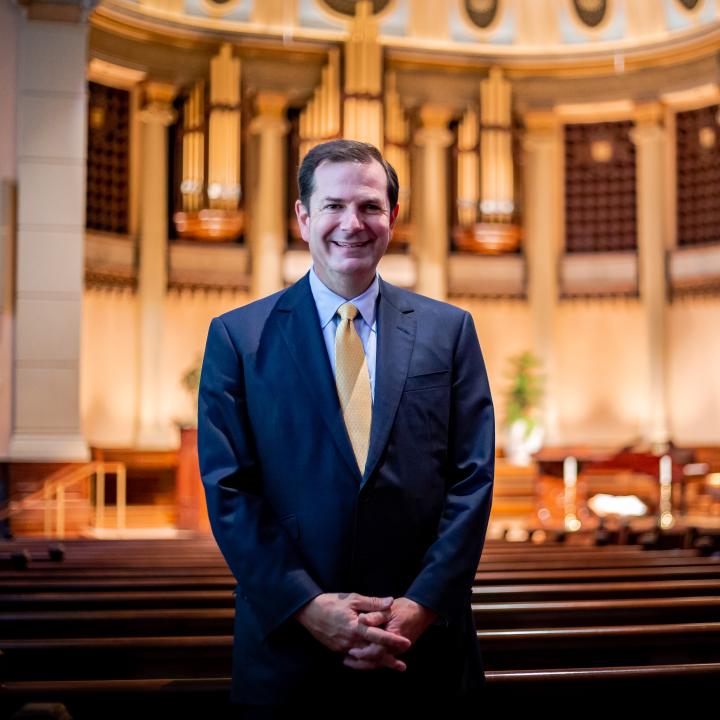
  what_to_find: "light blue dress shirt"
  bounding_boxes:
[308,266,377,400]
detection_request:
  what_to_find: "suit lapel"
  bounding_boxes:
[363,278,416,485]
[276,274,362,481]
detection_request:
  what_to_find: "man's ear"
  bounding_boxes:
[389,203,399,231]
[295,199,310,244]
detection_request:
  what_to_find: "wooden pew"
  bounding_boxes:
[3,594,720,639]
[3,663,720,717]
[3,622,720,680]
[4,558,720,592]
[4,577,720,613]
[2,536,720,715]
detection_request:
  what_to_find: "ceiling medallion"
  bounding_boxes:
[463,0,499,29]
[202,0,240,17]
[318,0,391,17]
[572,0,607,28]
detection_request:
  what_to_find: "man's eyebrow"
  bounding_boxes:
[319,195,385,205]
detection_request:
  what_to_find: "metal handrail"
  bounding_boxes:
[0,462,127,538]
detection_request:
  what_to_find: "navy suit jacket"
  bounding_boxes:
[198,273,494,704]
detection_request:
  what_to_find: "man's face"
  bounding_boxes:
[295,159,398,294]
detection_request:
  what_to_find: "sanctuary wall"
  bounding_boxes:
[81,291,720,449]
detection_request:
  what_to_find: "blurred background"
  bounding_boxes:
[1,0,719,539]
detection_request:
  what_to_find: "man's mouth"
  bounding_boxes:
[331,240,371,248]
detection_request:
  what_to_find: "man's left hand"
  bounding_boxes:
[342,597,438,671]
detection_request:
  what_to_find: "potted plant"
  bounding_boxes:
[503,351,544,466]
[179,355,203,429]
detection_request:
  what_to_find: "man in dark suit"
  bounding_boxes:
[198,140,494,715]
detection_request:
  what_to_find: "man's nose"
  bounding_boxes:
[340,207,363,232]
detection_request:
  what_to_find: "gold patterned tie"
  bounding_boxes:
[335,303,372,475]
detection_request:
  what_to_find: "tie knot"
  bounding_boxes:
[338,303,359,322]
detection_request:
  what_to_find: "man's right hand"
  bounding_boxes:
[294,592,410,670]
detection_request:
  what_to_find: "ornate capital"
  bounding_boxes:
[249,93,290,135]
[524,109,560,133]
[630,103,665,145]
[415,105,453,147]
[138,82,177,126]
[522,110,561,153]
[633,102,663,127]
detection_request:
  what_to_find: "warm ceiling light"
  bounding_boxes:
[591,139,613,162]
[698,126,716,150]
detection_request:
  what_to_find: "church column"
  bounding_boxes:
[522,111,563,444]
[0,181,14,458]
[414,105,453,300]
[10,2,94,460]
[249,92,289,299]
[631,103,670,450]
[134,82,176,449]
[0,2,19,458]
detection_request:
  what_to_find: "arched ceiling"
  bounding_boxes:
[94,0,720,70]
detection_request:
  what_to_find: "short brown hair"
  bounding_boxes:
[297,139,399,212]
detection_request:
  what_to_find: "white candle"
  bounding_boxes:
[563,456,578,487]
[659,455,672,485]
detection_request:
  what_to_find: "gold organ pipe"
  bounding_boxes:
[384,72,409,221]
[206,44,241,210]
[319,66,328,136]
[481,90,489,215]
[329,50,340,135]
[479,68,514,220]
[300,50,341,160]
[346,26,356,94]
[343,1,382,148]
[457,108,479,227]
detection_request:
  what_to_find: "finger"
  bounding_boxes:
[351,594,394,612]
[348,643,407,669]
[343,656,379,671]
[382,655,407,672]
[357,610,391,627]
[348,643,386,661]
[356,623,411,652]
[343,654,407,672]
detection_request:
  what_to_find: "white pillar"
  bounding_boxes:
[414,105,452,301]
[631,104,670,450]
[0,1,18,456]
[522,111,563,444]
[249,93,289,299]
[0,180,15,458]
[10,10,90,460]
[134,83,177,449]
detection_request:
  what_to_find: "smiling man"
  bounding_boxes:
[198,140,495,717]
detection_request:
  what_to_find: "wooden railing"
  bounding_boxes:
[0,462,126,538]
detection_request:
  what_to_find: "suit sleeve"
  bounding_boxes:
[404,310,494,622]
[197,316,323,639]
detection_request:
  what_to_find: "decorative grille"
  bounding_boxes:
[676,104,720,247]
[86,82,130,235]
[564,121,636,253]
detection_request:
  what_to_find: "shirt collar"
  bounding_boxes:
[309,266,379,331]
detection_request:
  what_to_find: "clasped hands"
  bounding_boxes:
[295,592,437,672]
